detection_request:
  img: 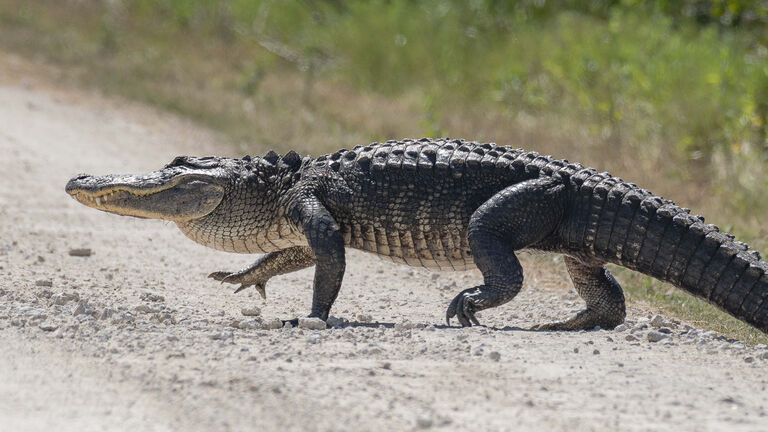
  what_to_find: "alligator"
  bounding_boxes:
[65,138,768,332]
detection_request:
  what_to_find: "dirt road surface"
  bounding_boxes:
[1,53,767,432]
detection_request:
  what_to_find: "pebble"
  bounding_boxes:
[35,279,53,287]
[625,334,637,342]
[489,351,501,361]
[110,312,134,324]
[240,319,263,330]
[73,301,94,317]
[99,308,116,320]
[650,314,666,328]
[357,313,373,323]
[416,414,433,429]
[262,318,283,330]
[744,356,755,363]
[647,330,668,343]
[134,304,162,314]
[51,292,79,305]
[307,333,322,344]
[613,324,628,332]
[68,248,92,257]
[38,321,58,331]
[326,316,346,328]
[151,312,176,324]
[241,306,262,317]
[298,317,327,330]
[140,290,165,302]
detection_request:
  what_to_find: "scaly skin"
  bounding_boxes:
[66,138,768,332]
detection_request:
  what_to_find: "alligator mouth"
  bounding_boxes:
[65,173,225,221]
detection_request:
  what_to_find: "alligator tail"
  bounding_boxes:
[604,188,768,332]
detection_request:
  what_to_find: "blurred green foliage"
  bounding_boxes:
[112,0,768,165]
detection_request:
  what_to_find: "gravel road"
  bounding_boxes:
[1,53,767,432]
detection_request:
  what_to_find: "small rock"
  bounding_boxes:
[133,304,162,314]
[613,324,628,332]
[110,312,134,324]
[416,413,433,429]
[68,248,92,257]
[151,312,176,324]
[38,321,58,332]
[650,315,665,328]
[283,321,294,329]
[489,351,501,362]
[647,330,668,343]
[262,318,283,330]
[99,308,116,320]
[307,333,322,344]
[241,306,261,317]
[744,356,755,363]
[209,331,233,341]
[140,290,165,302]
[357,313,373,323]
[298,317,327,330]
[51,292,79,305]
[73,301,94,317]
[240,318,263,330]
[593,349,600,355]
[35,279,53,287]
[326,316,346,328]
[625,334,638,342]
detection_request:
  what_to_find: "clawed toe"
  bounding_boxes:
[208,271,231,282]
[446,288,483,327]
[208,270,266,298]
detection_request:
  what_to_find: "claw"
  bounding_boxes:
[210,270,266,298]
[254,284,266,299]
[445,288,484,328]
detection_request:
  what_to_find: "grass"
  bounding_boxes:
[2,0,768,343]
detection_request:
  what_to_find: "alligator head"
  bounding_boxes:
[66,151,307,225]
[65,156,234,221]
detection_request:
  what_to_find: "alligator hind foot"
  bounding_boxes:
[531,308,624,331]
[532,257,626,331]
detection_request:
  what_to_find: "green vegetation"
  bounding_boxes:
[2,0,768,343]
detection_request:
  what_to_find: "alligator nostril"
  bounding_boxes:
[74,174,90,180]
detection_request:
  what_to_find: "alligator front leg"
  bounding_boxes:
[288,194,346,321]
[208,246,315,298]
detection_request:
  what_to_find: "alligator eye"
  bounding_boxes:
[168,156,188,167]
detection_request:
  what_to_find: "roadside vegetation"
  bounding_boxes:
[2,0,767,343]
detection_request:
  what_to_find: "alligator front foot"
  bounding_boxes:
[530,308,624,331]
[208,270,267,299]
[446,287,487,327]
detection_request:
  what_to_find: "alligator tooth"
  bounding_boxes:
[95,197,101,205]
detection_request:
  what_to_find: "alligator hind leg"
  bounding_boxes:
[447,177,567,326]
[532,256,626,330]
